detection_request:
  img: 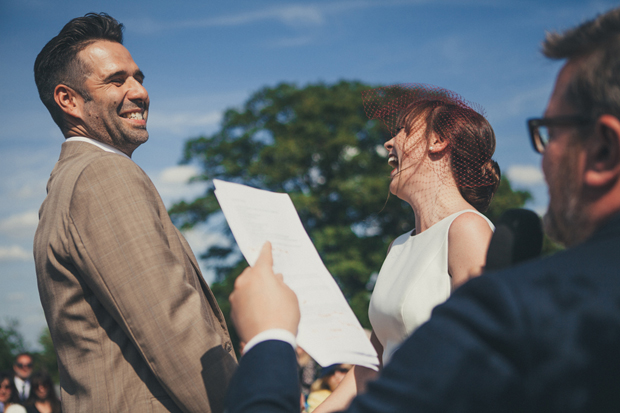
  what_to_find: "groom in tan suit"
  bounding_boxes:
[33,13,236,413]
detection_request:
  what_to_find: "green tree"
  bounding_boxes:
[170,80,533,349]
[485,178,563,256]
[484,178,532,223]
[0,319,26,371]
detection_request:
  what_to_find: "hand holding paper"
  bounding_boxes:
[230,242,300,343]
[214,179,379,369]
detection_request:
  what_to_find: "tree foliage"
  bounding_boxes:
[0,319,26,371]
[170,80,533,348]
[484,177,531,224]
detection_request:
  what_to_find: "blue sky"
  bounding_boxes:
[0,0,615,347]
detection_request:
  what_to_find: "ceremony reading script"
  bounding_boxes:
[214,179,379,369]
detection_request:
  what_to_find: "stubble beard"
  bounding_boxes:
[84,100,149,154]
[543,144,590,247]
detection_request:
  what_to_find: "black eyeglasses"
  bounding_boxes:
[15,363,33,369]
[527,115,593,154]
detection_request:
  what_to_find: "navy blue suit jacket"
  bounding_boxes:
[226,215,620,412]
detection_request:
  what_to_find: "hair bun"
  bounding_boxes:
[458,158,501,212]
[484,159,501,186]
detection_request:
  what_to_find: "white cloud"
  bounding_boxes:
[533,205,547,217]
[0,146,57,239]
[0,245,31,261]
[14,184,41,200]
[507,164,544,186]
[145,90,248,139]
[160,165,200,184]
[130,0,504,35]
[193,5,325,27]
[0,211,39,234]
[6,292,26,302]
[148,110,222,137]
[269,35,317,48]
[150,165,207,208]
[23,313,47,326]
[183,219,239,284]
[129,4,326,34]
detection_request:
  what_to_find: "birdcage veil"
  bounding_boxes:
[362,84,499,212]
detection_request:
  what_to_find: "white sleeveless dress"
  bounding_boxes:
[368,210,494,364]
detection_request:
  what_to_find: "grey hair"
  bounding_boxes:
[542,7,620,121]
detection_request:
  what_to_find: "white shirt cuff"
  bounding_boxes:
[243,329,297,354]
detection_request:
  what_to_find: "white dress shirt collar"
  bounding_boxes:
[13,376,30,400]
[65,136,131,159]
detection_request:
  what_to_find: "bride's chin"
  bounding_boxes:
[388,182,400,197]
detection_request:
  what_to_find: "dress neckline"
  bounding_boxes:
[410,209,481,237]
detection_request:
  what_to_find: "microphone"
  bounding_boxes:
[484,208,543,272]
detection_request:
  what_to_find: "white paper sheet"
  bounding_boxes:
[214,179,379,369]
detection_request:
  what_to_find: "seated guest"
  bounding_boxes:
[25,372,61,413]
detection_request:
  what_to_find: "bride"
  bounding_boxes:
[314,84,501,412]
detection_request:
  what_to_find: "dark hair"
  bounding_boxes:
[542,7,620,122]
[14,352,32,362]
[399,100,501,212]
[25,372,61,413]
[0,370,21,406]
[34,12,124,131]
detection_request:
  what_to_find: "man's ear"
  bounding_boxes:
[54,84,83,120]
[584,115,620,187]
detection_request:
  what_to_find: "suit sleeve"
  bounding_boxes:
[226,340,300,413]
[67,155,235,412]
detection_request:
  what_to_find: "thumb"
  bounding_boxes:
[254,241,273,270]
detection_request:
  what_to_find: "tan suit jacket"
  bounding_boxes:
[34,141,237,413]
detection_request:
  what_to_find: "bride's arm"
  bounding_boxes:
[312,332,383,413]
[448,212,494,289]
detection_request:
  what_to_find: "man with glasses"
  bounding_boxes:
[224,7,620,413]
[12,353,32,402]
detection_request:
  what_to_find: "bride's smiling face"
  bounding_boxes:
[384,120,429,197]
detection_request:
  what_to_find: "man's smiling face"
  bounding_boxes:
[77,40,149,155]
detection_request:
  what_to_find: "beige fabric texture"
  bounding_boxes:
[34,142,237,413]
